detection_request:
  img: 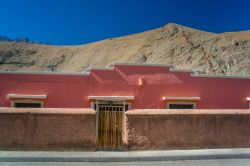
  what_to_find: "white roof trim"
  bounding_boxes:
[247,97,250,101]
[191,73,250,79]
[7,94,47,100]
[170,67,194,73]
[90,67,114,71]
[163,97,201,101]
[0,71,88,75]
[88,96,134,101]
[112,62,174,68]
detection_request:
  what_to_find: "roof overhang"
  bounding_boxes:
[88,96,134,101]
[7,94,47,100]
[163,96,201,101]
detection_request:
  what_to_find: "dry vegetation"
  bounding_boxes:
[0,23,249,76]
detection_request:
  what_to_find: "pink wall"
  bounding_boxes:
[0,64,249,109]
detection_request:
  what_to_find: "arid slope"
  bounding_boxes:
[0,23,249,76]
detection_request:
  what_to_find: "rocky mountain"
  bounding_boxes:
[0,23,249,76]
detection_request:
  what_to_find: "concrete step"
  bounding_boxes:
[1,148,250,162]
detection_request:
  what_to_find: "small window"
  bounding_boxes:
[12,100,43,108]
[169,103,194,109]
[167,101,196,109]
[163,97,200,109]
[14,102,42,108]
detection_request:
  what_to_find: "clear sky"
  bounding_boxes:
[0,0,250,45]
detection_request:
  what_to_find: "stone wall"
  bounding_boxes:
[0,108,96,150]
[1,108,250,150]
[126,109,250,150]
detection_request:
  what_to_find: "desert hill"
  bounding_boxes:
[0,23,249,76]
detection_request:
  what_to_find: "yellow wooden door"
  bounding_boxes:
[96,102,125,150]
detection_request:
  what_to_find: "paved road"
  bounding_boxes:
[1,159,250,166]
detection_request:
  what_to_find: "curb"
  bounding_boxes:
[1,153,250,162]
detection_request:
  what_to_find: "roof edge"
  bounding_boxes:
[112,62,174,68]
[191,73,250,79]
[0,63,249,79]
[170,67,194,74]
[0,71,89,76]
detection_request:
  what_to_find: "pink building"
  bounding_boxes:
[0,63,250,150]
[0,63,249,109]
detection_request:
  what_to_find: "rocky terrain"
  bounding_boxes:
[0,23,249,76]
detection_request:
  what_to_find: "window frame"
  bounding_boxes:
[11,99,44,108]
[163,96,200,109]
[166,101,197,109]
[91,100,131,111]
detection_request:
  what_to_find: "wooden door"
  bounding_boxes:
[96,101,126,150]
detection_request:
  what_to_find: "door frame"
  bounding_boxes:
[92,100,129,150]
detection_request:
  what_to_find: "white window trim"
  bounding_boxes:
[163,96,201,101]
[88,96,134,101]
[166,101,197,109]
[163,96,200,109]
[91,101,131,110]
[11,99,44,108]
[7,94,47,100]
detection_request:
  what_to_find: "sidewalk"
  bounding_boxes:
[1,148,250,162]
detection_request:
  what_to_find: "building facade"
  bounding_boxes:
[0,63,250,150]
[0,63,249,109]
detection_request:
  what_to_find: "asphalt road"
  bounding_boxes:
[1,159,250,166]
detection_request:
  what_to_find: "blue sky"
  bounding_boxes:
[0,0,250,45]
